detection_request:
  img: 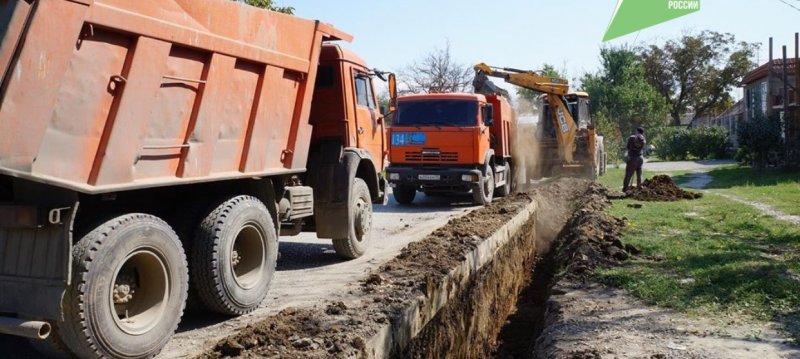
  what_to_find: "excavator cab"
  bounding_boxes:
[541,92,591,133]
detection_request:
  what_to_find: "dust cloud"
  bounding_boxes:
[511,100,543,190]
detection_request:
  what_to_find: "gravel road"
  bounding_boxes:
[2,192,478,358]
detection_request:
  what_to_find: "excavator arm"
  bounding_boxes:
[473,63,578,163]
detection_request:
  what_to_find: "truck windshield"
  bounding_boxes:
[394,100,477,127]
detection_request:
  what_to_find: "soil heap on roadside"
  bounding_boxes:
[625,175,702,202]
[555,183,633,279]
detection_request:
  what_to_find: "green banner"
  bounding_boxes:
[603,0,701,41]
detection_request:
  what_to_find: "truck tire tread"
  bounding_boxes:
[333,178,372,259]
[60,214,188,359]
[191,196,277,316]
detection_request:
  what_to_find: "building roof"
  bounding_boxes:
[742,58,797,85]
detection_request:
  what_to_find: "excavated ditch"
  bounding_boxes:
[199,178,629,359]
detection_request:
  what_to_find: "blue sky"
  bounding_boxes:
[286,0,798,95]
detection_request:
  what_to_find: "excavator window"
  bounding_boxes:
[578,99,591,128]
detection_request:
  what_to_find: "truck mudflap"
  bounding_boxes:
[308,141,380,239]
[386,166,482,190]
[0,203,78,320]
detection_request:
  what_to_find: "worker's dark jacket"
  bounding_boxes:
[627,134,646,158]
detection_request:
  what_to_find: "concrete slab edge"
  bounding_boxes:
[364,199,539,358]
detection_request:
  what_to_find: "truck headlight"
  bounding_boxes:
[389,173,400,180]
[462,174,478,182]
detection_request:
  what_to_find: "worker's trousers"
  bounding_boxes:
[623,156,644,192]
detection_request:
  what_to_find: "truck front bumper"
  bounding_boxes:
[386,166,481,192]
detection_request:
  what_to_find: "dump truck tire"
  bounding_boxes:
[192,196,277,316]
[60,214,188,359]
[333,178,373,259]
[393,185,416,205]
[472,164,495,205]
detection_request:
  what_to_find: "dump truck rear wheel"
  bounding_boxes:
[60,214,188,359]
[472,165,495,205]
[192,196,277,316]
[393,185,416,205]
[333,178,372,259]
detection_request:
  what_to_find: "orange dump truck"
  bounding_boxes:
[0,1,389,357]
[386,93,515,205]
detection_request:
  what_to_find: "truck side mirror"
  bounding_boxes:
[388,73,398,112]
[483,104,494,127]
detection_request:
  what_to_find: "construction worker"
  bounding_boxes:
[623,127,646,192]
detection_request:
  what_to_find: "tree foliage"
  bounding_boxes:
[399,42,472,94]
[236,0,294,14]
[581,46,669,162]
[640,31,756,125]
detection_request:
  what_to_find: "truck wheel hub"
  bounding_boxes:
[354,198,371,237]
[113,282,135,304]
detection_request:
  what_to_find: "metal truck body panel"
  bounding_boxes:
[0,0,350,194]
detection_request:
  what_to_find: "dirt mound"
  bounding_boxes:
[556,183,634,278]
[625,175,702,202]
[199,307,369,359]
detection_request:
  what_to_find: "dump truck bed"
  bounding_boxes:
[0,0,350,193]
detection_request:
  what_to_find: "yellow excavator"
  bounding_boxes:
[473,63,606,180]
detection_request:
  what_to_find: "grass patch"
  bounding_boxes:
[596,193,800,342]
[702,166,800,216]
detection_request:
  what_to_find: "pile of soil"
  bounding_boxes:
[202,307,368,359]
[556,183,634,278]
[625,175,702,202]
[200,191,537,358]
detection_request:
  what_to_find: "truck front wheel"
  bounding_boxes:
[472,165,495,205]
[60,214,188,359]
[393,184,416,205]
[333,178,372,259]
[192,196,278,316]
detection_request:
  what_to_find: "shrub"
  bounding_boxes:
[654,126,729,161]
[738,113,783,168]
[654,127,691,160]
[688,126,729,159]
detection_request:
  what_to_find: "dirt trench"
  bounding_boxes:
[197,179,586,358]
[198,178,612,359]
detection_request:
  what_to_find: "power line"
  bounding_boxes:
[776,0,800,12]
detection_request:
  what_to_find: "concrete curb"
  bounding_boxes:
[364,199,538,358]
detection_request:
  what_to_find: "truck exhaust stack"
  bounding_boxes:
[0,317,51,340]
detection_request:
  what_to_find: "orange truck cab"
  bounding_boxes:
[387,93,515,205]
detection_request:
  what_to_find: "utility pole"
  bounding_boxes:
[784,46,790,164]
[768,38,773,117]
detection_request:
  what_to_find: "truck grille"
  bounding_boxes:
[404,151,459,162]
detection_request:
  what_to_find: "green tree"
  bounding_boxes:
[640,31,756,125]
[581,46,668,161]
[236,0,294,14]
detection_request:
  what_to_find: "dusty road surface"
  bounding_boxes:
[2,192,478,358]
